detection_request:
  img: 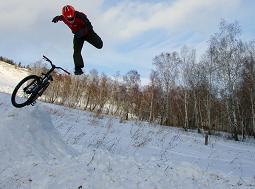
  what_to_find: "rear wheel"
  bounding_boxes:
[11,75,41,108]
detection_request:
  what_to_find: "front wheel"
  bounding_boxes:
[11,75,41,108]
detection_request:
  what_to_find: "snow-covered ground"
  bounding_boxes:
[0,61,255,188]
[0,61,28,94]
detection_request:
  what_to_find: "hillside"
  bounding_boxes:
[0,61,255,188]
[1,94,255,188]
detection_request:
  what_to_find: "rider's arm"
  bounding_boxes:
[74,12,94,38]
[76,12,93,30]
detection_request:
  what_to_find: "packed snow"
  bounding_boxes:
[0,61,255,188]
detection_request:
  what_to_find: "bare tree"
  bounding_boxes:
[209,20,245,140]
[97,73,110,113]
[239,41,255,137]
[122,70,141,120]
[153,52,181,125]
[149,71,158,122]
[87,69,100,111]
[180,46,196,130]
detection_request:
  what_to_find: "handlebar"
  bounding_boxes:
[43,55,70,75]
[56,66,71,75]
[43,55,53,65]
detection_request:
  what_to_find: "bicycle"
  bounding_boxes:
[11,55,70,108]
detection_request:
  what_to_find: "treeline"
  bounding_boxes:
[34,20,254,140]
[0,56,16,65]
[0,56,28,69]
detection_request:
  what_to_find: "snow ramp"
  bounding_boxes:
[0,106,76,164]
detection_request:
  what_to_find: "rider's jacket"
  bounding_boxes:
[60,11,93,36]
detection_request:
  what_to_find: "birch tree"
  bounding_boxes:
[180,46,196,130]
[209,20,245,140]
[153,52,181,125]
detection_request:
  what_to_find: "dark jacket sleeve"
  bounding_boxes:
[74,12,94,38]
[58,15,64,21]
[76,12,93,31]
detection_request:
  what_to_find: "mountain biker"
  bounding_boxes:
[52,5,103,75]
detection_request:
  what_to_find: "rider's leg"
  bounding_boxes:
[85,31,103,49]
[73,36,85,70]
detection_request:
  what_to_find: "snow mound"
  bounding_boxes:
[0,106,76,164]
[0,61,28,93]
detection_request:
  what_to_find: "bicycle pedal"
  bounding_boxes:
[31,101,37,106]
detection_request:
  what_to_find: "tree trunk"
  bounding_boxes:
[233,98,239,141]
[206,92,211,135]
[166,90,171,126]
[149,89,155,123]
[250,89,255,138]
[227,98,239,141]
[193,91,199,133]
[84,96,90,110]
[184,90,188,130]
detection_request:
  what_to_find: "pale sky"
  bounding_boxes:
[0,0,254,83]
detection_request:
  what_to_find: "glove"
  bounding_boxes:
[52,16,61,23]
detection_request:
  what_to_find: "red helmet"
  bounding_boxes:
[62,5,75,22]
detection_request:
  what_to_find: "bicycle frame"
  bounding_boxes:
[11,55,71,108]
[35,55,71,96]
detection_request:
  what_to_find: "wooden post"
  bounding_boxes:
[205,132,209,145]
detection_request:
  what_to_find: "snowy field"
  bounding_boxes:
[0,61,255,188]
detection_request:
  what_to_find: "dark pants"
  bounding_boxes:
[73,31,103,69]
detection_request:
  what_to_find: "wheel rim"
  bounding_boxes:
[13,78,39,106]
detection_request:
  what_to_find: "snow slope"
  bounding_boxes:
[0,105,76,163]
[0,61,255,188]
[0,92,255,189]
[0,61,28,93]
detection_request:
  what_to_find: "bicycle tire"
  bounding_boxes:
[11,75,41,108]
